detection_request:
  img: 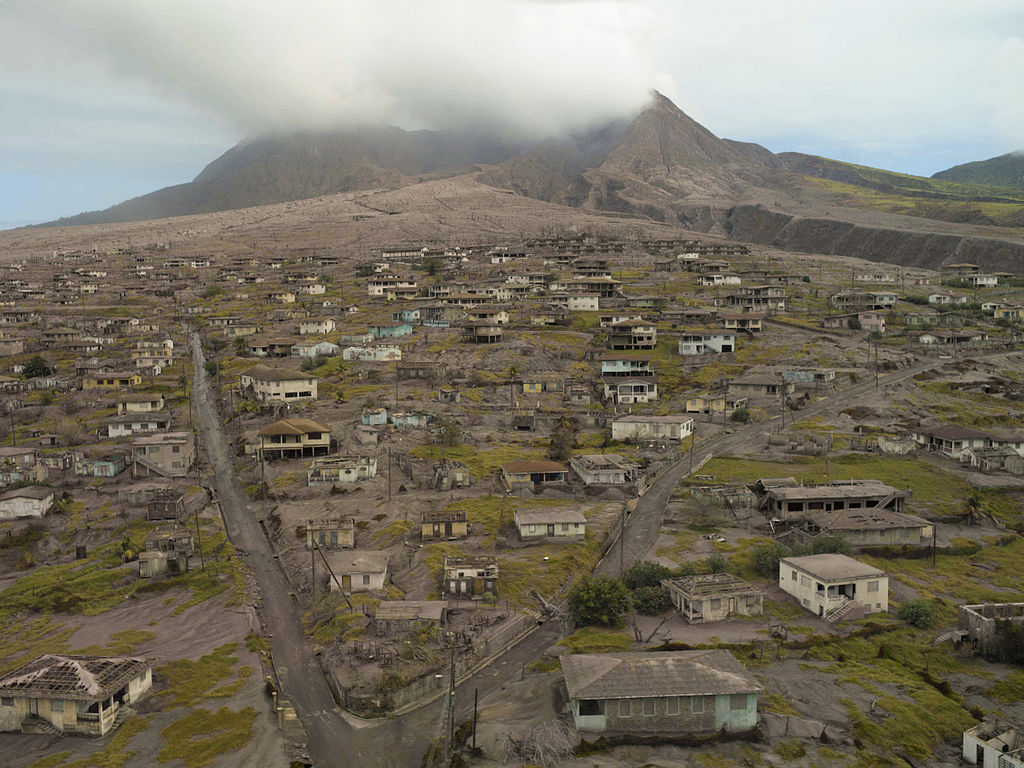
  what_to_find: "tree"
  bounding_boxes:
[751,542,786,578]
[546,416,579,462]
[963,493,984,525]
[233,336,247,356]
[567,575,630,627]
[623,560,671,591]
[898,599,936,628]
[22,356,51,379]
[435,417,464,447]
[630,585,672,615]
[204,361,220,378]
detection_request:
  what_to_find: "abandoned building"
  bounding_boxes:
[306,456,377,485]
[569,454,642,485]
[138,526,194,578]
[325,550,389,594]
[561,650,761,736]
[239,365,317,403]
[606,319,657,350]
[610,414,693,442]
[0,655,153,736]
[779,554,888,621]
[441,556,498,599]
[750,478,910,520]
[0,486,54,520]
[429,460,471,490]
[306,517,355,549]
[662,574,764,624]
[130,432,195,478]
[420,510,469,541]
[514,508,587,542]
[257,418,331,460]
[501,460,568,488]
[146,489,185,521]
[963,719,1023,768]
[372,601,448,636]
[957,603,1024,656]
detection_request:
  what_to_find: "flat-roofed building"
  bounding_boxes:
[779,553,888,621]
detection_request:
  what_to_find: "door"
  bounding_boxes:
[28,699,37,716]
[728,598,735,616]
[444,522,453,538]
[473,578,483,595]
[547,525,555,537]
[342,575,351,591]
[432,523,441,539]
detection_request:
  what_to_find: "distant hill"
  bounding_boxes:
[933,151,1024,189]
[43,126,526,227]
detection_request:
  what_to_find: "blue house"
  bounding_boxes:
[392,309,421,324]
[370,323,413,339]
[361,408,388,426]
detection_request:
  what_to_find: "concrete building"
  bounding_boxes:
[325,550,389,594]
[257,418,331,460]
[306,517,355,550]
[501,460,568,487]
[958,603,1024,656]
[662,574,764,624]
[602,377,658,404]
[116,394,165,415]
[963,719,1023,768]
[420,510,469,541]
[570,454,642,485]
[131,432,194,478]
[138,526,194,578]
[442,556,498,599]
[0,486,54,520]
[611,414,693,442]
[750,478,909,520]
[779,554,888,620]
[514,508,587,542]
[606,319,656,350]
[561,650,761,736]
[239,365,317,403]
[0,655,153,736]
[306,456,377,485]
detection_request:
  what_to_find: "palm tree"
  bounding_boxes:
[963,493,983,525]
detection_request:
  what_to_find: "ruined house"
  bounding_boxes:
[662,574,764,624]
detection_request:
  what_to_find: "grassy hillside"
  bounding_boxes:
[933,151,1024,189]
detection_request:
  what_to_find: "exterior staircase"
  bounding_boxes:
[824,598,859,624]
[111,704,135,731]
[133,453,171,478]
[21,715,61,735]
[932,628,969,646]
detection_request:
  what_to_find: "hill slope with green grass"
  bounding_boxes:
[932,151,1024,190]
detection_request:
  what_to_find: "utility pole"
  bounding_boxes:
[443,643,457,762]
[472,688,479,752]
[311,540,316,605]
[874,342,879,389]
[619,503,626,576]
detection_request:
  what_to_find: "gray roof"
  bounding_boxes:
[561,650,760,701]
[515,508,587,525]
[325,549,389,574]
[780,554,885,581]
[0,486,54,501]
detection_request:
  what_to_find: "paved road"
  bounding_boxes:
[191,334,348,767]
[596,353,971,576]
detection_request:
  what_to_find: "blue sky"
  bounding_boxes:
[2,0,1023,228]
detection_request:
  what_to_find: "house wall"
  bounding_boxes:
[962,731,1024,768]
[0,495,52,520]
[572,693,756,735]
[330,570,386,593]
[516,520,586,542]
[779,564,888,616]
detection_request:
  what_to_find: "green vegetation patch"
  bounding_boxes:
[559,626,631,654]
[157,643,253,708]
[158,706,258,768]
[27,715,154,768]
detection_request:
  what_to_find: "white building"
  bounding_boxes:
[611,415,693,442]
[779,554,888,621]
[0,486,54,520]
[963,719,1023,768]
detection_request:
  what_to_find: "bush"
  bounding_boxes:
[631,585,672,615]
[568,576,630,627]
[730,407,750,424]
[898,599,936,628]
[623,560,671,591]
[707,553,731,574]
[752,543,785,578]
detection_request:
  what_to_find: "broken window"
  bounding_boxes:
[730,694,747,711]
[579,699,603,716]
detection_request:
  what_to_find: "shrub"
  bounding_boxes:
[707,553,731,574]
[568,576,630,627]
[623,560,671,591]
[730,407,750,423]
[22,356,51,379]
[631,585,672,615]
[898,599,936,628]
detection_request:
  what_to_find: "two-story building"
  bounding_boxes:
[257,418,331,460]
[239,365,317,403]
[130,432,195,478]
[779,553,888,620]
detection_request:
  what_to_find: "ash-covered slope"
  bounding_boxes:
[42,126,525,227]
